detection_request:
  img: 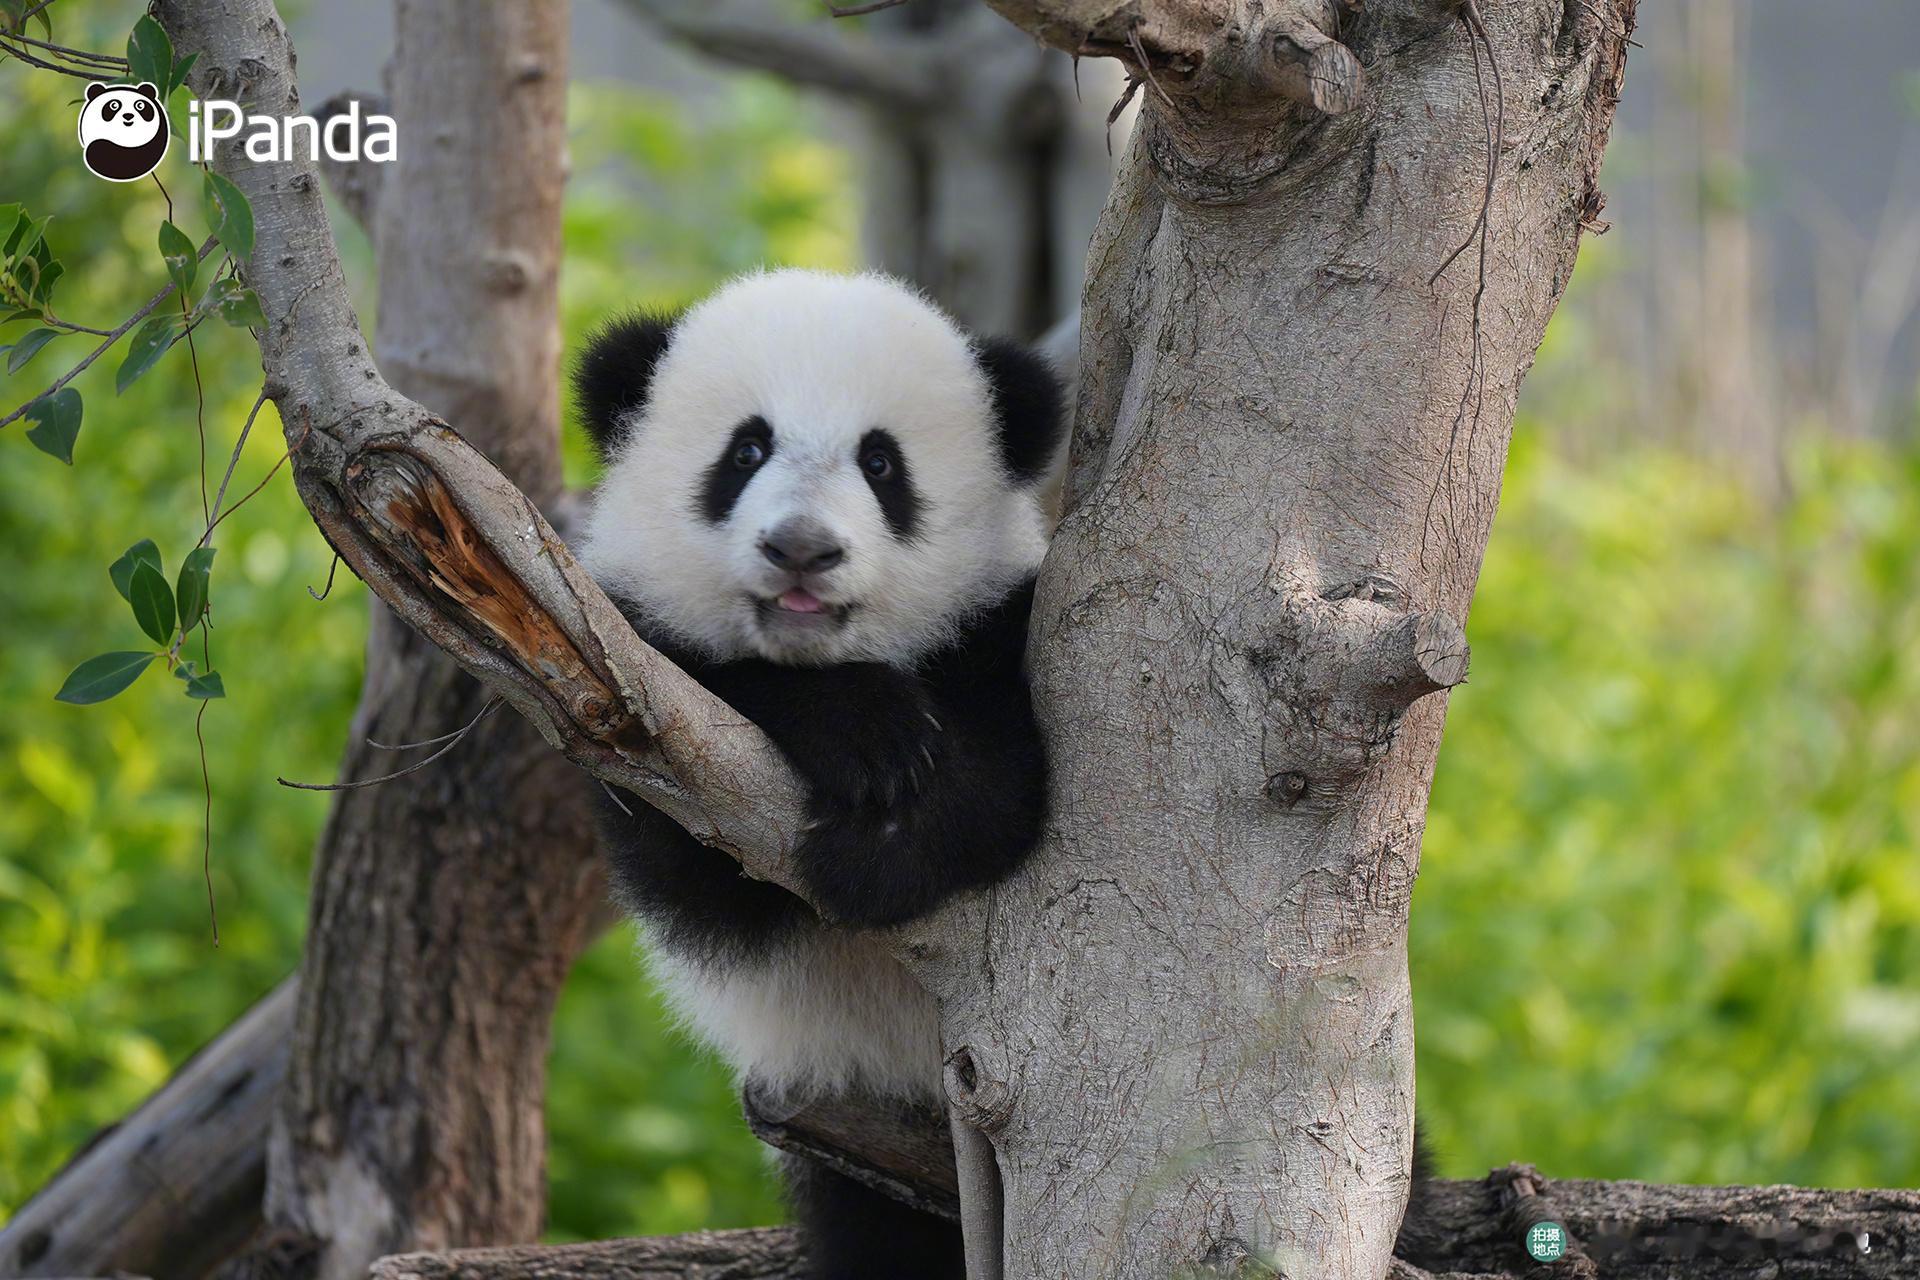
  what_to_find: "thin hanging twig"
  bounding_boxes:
[277,699,502,792]
[307,553,342,601]
[599,779,635,817]
[1126,22,1174,108]
[367,699,502,752]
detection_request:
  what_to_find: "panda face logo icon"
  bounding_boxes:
[78,81,169,182]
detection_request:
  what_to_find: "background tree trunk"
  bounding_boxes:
[614,0,1130,337]
[203,3,602,1277]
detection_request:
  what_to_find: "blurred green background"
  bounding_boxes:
[3,5,1918,1247]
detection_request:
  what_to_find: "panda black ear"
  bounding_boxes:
[134,82,159,100]
[572,311,680,460]
[975,337,1067,485]
[86,82,106,101]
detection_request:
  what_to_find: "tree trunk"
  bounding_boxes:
[150,3,603,1277]
[143,1,1637,1278]
[909,1,1637,1274]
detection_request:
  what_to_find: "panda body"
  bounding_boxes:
[575,270,1063,1279]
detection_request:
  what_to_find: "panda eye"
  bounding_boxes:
[861,447,894,480]
[103,98,120,114]
[732,438,767,470]
[136,101,153,119]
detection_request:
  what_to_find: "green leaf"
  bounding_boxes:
[109,538,162,603]
[128,559,176,646]
[29,258,62,307]
[55,652,156,705]
[184,670,226,700]
[1,307,42,325]
[168,84,192,140]
[159,222,197,297]
[196,276,265,327]
[6,326,60,374]
[217,286,264,330]
[115,313,183,394]
[168,50,198,97]
[125,15,173,94]
[4,210,47,260]
[22,386,81,464]
[176,546,215,633]
[203,172,254,261]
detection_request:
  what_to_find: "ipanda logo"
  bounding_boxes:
[188,99,398,164]
[78,82,169,182]
[79,89,397,182]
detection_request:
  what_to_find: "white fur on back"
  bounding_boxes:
[647,927,944,1101]
[579,269,1049,668]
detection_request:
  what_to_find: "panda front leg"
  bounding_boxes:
[694,659,1048,928]
[783,1152,965,1280]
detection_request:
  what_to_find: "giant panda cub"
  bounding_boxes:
[574,269,1065,1280]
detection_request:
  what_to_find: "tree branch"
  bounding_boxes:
[151,0,820,912]
[612,0,939,109]
[366,1179,1916,1279]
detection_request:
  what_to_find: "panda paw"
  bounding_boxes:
[794,811,947,928]
[794,707,946,813]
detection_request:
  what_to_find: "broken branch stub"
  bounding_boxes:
[979,0,1363,113]
[1254,24,1366,113]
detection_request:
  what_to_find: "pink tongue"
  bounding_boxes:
[778,588,827,614]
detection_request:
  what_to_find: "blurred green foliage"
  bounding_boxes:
[2,19,1916,1254]
[1415,426,1920,1189]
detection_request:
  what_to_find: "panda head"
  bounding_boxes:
[575,270,1066,667]
[79,81,164,149]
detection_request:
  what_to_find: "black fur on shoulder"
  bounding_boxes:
[572,311,680,459]
[595,582,1048,933]
[973,337,1066,486]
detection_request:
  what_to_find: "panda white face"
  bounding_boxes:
[79,84,164,149]
[580,271,1055,668]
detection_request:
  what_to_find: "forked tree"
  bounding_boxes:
[1,0,1681,1277]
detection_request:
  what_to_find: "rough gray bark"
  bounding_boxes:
[0,981,292,1279]
[367,1178,1911,1280]
[145,3,603,1278]
[371,1230,804,1280]
[140,0,1636,1277]
[906,1,1637,1275]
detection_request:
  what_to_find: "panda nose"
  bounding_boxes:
[759,519,845,573]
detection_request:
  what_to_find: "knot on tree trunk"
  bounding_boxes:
[943,1044,1017,1133]
[1246,579,1468,807]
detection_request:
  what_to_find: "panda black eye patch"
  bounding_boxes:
[858,428,920,541]
[699,416,774,524]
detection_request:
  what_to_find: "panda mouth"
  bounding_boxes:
[754,588,852,627]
